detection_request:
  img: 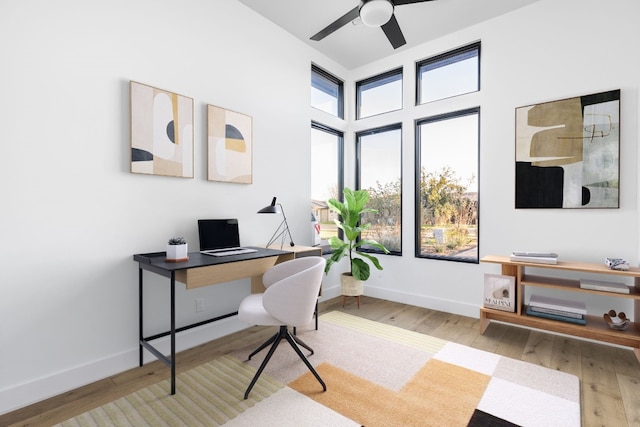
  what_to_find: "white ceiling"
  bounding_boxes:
[238,0,541,69]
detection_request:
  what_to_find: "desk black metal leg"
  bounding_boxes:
[170,272,176,395]
[138,268,144,367]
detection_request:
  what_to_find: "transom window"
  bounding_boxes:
[311,64,344,118]
[416,42,480,104]
[356,68,403,119]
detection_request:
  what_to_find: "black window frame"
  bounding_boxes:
[311,64,344,119]
[414,107,480,264]
[415,41,481,105]
[356,67,403,120]
[355,123,403,256]
[311,121,344,241]
[311,121,344,195]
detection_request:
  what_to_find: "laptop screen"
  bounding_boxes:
[198,219,241,251]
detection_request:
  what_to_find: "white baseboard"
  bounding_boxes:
[320,283,479,318]
[0,317,248,415]
[364,286,480,319]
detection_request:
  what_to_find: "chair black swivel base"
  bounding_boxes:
[244,325,326,399]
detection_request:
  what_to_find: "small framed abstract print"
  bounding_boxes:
[515,89,620,208]
[207,104,253,184]
[130,81,194,178]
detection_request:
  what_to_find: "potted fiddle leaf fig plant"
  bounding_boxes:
[324,188,389,300]
[166,237,189,262]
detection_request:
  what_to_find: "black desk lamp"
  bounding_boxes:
[258,197,295,248]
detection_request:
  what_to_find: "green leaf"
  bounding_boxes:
[324,246,346,274]
[327,235,346,249]
[356,251,384,271]
[351,258,370,281]
[358,239,390,254]
[327,198,347,217]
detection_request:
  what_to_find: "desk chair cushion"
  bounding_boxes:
[238,293,282,326]
[238,256,325,327]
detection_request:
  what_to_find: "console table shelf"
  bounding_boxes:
[481,255,640,362]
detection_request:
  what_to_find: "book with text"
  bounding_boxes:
[529,294,587,315]
[483,273,515,312]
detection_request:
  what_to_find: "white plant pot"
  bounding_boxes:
[340,272,364,296]
[166,243,188,262]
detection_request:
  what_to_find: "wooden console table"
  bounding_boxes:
[481,255,640,362]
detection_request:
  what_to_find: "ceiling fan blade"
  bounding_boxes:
[392,0,436,5]
[381,14,406,49]
[310,6,361,41]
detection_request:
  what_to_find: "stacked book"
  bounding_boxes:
[526,294,586,325]
[580,278,630,294]
[510,251,558,265]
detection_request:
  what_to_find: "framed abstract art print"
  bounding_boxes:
[207,104,253,184]
[515,89,619,208]
[130,81,194,178]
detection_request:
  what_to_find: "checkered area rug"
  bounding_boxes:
[57,311,580,426]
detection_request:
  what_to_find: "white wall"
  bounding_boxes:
[0,0,347,414]
[347,0,640,321]
[1,0,639,415]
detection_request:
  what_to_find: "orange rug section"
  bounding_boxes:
[289,359,490,427]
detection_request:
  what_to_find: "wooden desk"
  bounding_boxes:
[133,245,321,395]
[133,247,288,394]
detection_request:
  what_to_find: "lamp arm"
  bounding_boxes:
[279,204,295,247]
[264,204,295,249]
[264,222,283,248]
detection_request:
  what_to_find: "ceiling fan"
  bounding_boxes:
[310,0,437,49]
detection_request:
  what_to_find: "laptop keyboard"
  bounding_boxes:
[201,248,257,257]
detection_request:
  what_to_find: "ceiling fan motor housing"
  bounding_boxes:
[360,0,394,27]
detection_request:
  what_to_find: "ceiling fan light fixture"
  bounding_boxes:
[360,0,394,27]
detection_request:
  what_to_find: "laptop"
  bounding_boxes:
[198,219,257,257]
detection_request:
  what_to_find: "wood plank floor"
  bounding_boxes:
[3,296,640,426]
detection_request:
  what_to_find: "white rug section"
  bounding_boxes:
[223,387,359,427]
[433,341,501,375]
[493,356,580,402]
[478,377,581,427]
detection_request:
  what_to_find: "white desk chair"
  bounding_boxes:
[238,256,327,399]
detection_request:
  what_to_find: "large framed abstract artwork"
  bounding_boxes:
[515,89,620,208]
[207,104,253,184]
[130,81,194,178]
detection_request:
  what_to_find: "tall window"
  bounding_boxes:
[356,68,403,119]
[356,124,402,254]
[311,64,344,118]
[415,108,479,263]
[416,42,480,104]
[311,122,343,244]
